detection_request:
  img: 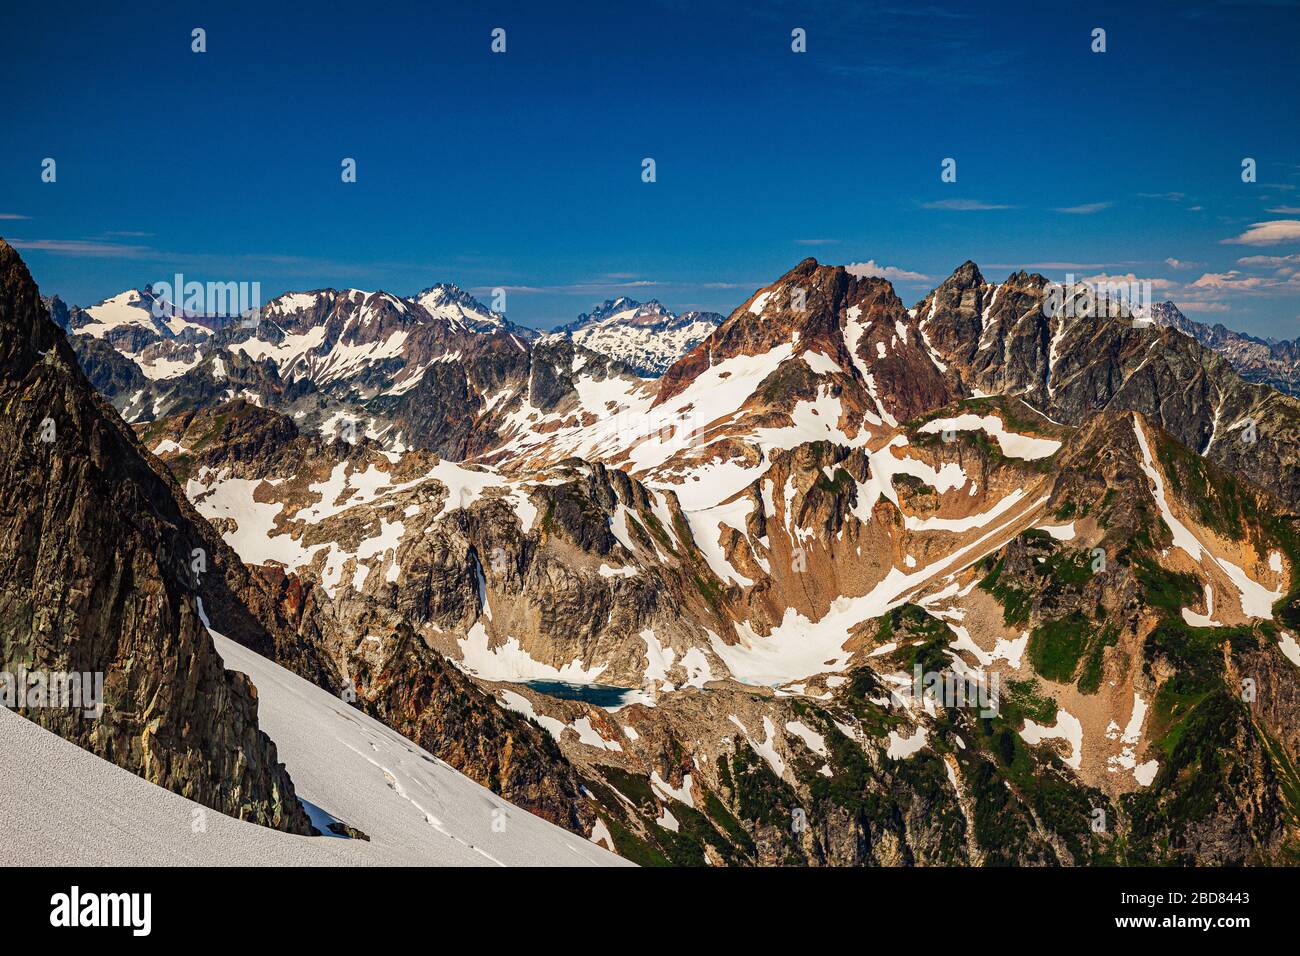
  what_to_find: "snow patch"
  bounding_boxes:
[918,413,1061,460]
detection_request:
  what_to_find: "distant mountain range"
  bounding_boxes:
[51,283,1300,403]
[1148,301,1300,396]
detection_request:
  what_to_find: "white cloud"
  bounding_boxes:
[1237,253,1300,276]
[987,261,1126,271]
[1165,258,1200,270]
[7,238,150,258]
[1191,271,1269,290]
[1222,220,1300,245]
[845,260,930,282]
[1053,201,1113,215]
[1080,272,1176,292]
[920,199,1013,211]
[1190,270,1299,292]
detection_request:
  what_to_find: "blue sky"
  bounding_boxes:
[2,0,1298,334]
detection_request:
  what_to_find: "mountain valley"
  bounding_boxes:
[7,240,1300,866]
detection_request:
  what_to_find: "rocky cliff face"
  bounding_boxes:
[0,239,312,835]
[658,257,960,421]
[40,294,71,330]
[1150,300,1300,397]
[348,622,596,833]
[917,263,1300,511]
[67,332,149,400]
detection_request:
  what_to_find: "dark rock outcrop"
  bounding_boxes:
[1151,301,1300,397]
[349,622,596,834]
[919,264,1300,511]
[0,238,312,835]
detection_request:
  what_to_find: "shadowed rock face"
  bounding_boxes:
[1151,300,1300,398]
[348,622,596,834]
[0,238,312,835]
[66,332,148,398]
[917,263,1300,512]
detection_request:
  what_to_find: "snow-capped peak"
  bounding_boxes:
[545,298,724,377]
[73,288,210,340]
[264,290,336,314]
[412,284,506,333]
[568,297,674,330]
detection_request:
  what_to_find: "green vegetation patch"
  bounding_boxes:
[1154,430,1260,543]
[1132,556,1201,614]
[978,554,1034,627]
[1027,612,1092,683]
[1077,624,1119,694]
[893,473,937,497]
[1001,678,1059,725]
[816,467,854,495]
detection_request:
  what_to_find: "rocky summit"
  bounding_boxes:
[9,241,1300,866]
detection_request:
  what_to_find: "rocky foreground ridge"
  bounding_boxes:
[0,240,311,835]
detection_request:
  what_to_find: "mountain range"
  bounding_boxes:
[6,237,1300,866]
[1149,300,1300,397]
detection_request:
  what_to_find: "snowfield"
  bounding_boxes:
[1019,709,1084,771]
[0,622,629,867]
[712,492,1049,685]
[1133,418,1281,619]
[918,413,1061,460]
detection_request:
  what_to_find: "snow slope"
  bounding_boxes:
[77,289,209,340]
[74,290,169,339]
[0,625,628,867]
